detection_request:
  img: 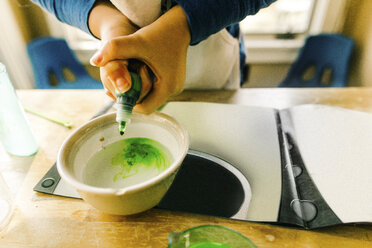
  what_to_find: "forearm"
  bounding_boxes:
[31,0,96,35]
[174,0,276,45]
[88,1,138,41]
[31,0,138,42]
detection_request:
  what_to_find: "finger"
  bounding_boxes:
[104,60,132,93]
[100,67,117,98]
[138,65,153,103]
[133,81,170,114]
[90,36,142,66]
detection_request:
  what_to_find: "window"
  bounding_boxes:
[240,0,314,36]
[240,0,349,63]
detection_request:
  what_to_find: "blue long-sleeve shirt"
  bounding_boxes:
[31,0,275,45]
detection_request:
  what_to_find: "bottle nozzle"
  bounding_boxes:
[115,72,141,135]
[119,121,126,135]
[116,103,133,135]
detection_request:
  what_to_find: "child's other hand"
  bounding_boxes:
[90,5,191,114]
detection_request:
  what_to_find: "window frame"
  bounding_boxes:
[243,0,349,64]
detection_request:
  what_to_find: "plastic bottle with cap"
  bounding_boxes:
[0,62,38,156]
[116,72,142,135]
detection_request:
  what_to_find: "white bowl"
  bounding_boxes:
[57,112,189,215]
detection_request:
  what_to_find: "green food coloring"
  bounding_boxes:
[83,137,173,188]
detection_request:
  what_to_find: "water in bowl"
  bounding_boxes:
[83,137,173,188]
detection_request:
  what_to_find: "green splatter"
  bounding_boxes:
[111,137,171,181]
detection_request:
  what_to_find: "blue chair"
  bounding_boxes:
[278,34,354,87]
[27,36,103,89]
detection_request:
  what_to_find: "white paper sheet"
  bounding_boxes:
[287,105,372,223]
[162,102,282,221]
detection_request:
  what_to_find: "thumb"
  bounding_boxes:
[90,36,142,66]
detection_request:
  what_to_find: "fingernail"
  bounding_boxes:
[116,78,128,92]
[90,51,102,66]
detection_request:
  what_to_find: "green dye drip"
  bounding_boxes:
[111,137,170,181]
[83,137,172,188]
[189,242,231,248]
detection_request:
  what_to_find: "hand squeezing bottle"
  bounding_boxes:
[116,72,141,135]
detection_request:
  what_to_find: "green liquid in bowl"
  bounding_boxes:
[83,137,173,188]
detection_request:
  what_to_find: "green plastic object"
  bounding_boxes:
[168,225,257,248]
[115,72,142,135]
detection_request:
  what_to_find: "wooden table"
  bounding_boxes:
[1,88,372,247]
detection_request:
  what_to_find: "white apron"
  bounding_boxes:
[110,0,240,89]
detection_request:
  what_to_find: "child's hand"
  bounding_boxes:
[90,5,191,114]
[99,60,153,102]
[89,1,152,101]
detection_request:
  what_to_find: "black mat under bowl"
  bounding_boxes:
[157,150,246,218]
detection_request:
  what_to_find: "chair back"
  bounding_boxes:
[27,36,102,89]
[279,34,354,87]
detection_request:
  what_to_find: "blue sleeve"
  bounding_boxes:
[31,0,97,35]
[32,0,276,46]
[174,0,276,45]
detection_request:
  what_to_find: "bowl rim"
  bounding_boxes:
[57,111,189,195]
